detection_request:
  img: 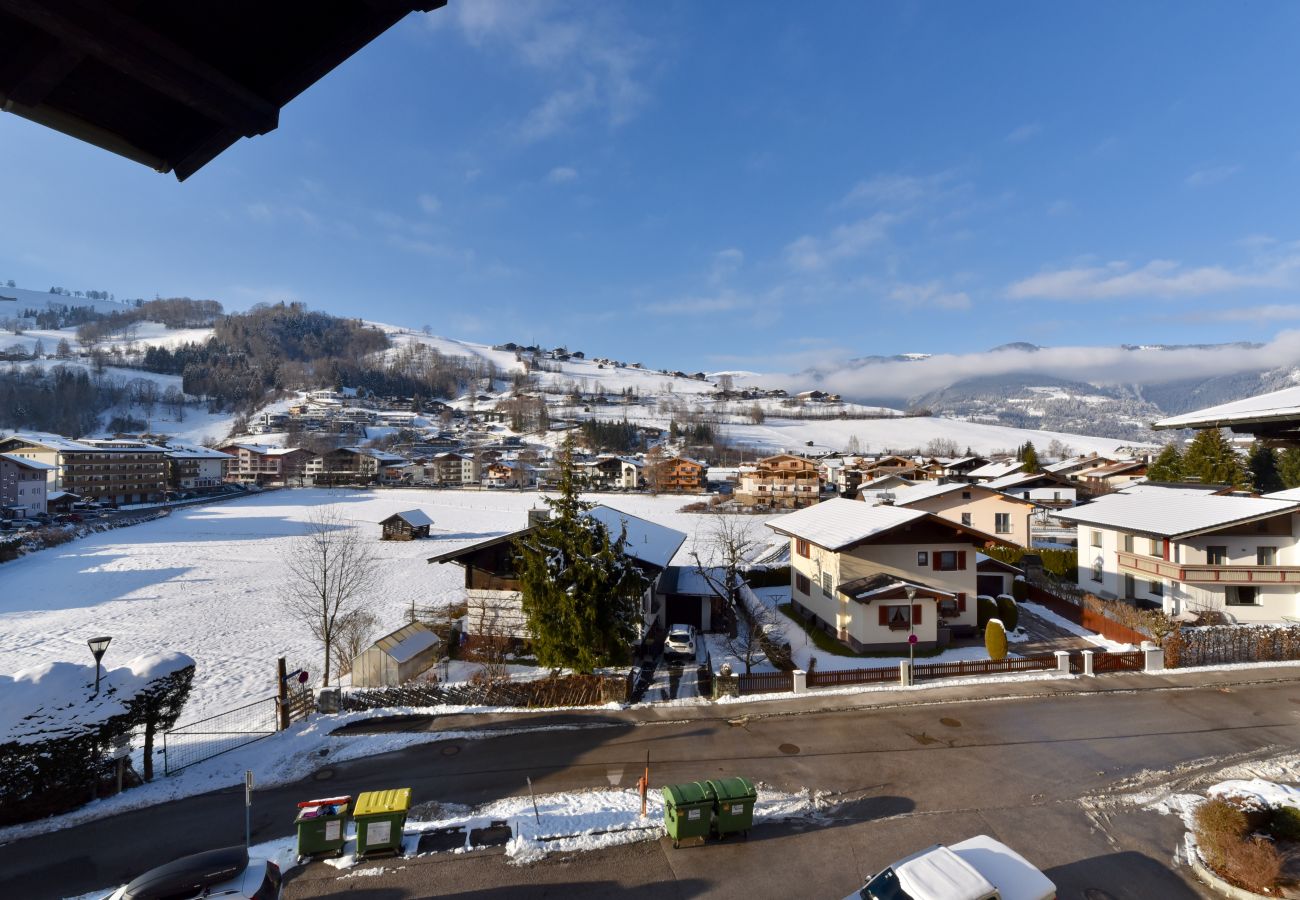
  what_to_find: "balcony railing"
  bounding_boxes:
[1116,550,1300,584]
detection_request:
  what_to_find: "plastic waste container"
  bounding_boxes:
[707,777,756,839]
[662,781,715,848]
[295,796,351,859]
[354,788,411,857]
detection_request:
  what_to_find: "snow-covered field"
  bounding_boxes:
[0,488,768,722]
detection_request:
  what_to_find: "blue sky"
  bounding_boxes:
[2,1,1299,377]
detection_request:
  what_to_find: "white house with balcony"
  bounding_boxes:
[1057,486,1300,623]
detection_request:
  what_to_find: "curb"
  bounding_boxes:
[1186,836,1274,900]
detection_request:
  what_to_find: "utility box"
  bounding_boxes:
[295,796,351,859]
[707,777,756,838]
[662,782,715,848]
[354,788,411,857]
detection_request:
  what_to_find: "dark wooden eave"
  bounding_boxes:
[0,1,445,180]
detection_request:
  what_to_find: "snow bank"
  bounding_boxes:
[1209,778,1300,811]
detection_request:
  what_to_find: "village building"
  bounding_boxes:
[218,443,316,486]
[884,481,1038,549]
[734,453,822,509]
[653,456,708,494]
[0,434,168,505]
[160,443,232,492]
[380,509,433,541]
[0,452,51,517]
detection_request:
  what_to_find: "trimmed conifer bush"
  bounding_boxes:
[1011,578,1029,602]
[996,595,1019,632]
[976,595,997,630]
[985,618,1008,660]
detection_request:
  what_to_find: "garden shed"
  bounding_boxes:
[351,622,441,687]
[380,509,433,541]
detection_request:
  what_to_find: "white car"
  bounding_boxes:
[106,846,282,900]
[664,624,698,661]
[847,835,1055,900]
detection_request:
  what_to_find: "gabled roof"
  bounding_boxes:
[0,432,98,452]
[967,460,1023,479]
[889,481,1035,508]
[982,470,1072,491]
[836,573,955,602]
[368,622,440,663]
[0,453,56,471]
[384,509,433,528]
[768,498,929,549]
[1056,489,1300,539]
[1154,384,1300,430]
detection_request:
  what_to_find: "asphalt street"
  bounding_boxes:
[5,670,1300,899]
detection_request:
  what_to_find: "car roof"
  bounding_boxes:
[121,846,248,900]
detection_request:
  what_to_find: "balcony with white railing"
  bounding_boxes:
[1117,551,1300,585]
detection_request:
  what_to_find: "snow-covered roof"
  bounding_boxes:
[387,509,433,527]
[1154,384,1300,430]
[767,497,929,550]
[587,505,686,570]
[1,431,99,452]
[162,444,232,460]
[0,452,55,471]
[370,622,440,664]
[1056,489,1300,539]
[982,471,1064,491]
[837,573,955,601]
[967,460,1023,479]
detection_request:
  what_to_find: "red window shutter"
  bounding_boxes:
[958,550,967,570]
[957,593,966,612]
[879,605,889,626]
[912,604,922,625]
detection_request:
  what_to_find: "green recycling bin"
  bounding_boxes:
[295,796,351,858]
[354,788,411,857]
[707,777,757,838]
[662,782,715,848]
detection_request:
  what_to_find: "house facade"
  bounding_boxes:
[888,482,1037,549]
[0,453,51,517]
[218,443,316,485]
[0,435,168,505]
[655,456,707,494]
[982,471,1078,508]
[162,444,231,491]
[582,456,641,491]
[1059,487,1300,623]
[735,453,821,509]
[769,498,1004,652]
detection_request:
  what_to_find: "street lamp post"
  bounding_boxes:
[87,636,112,696]
[904,586,917,667]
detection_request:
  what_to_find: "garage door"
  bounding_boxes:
[977,575,1005,597]
[664,595,703,629]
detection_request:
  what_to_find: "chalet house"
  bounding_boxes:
[655,456,707,494]
[426,506,686,643]
[1079,459,1148,493]
[380,509,433,541]
[769,498,1009,652]
[886,481,1038,549]
[940,456,990,482]
[856,455,924,483]
[734,454,821,509]
[0,434,168,505]
[427,452,476,486]
[854,473,918,503]
[218,443,316,485]
[0,453,51,517]
[1058,486,1300,623]
[314,447,408,485]
[483,460,536,489]
[581,456,641,491]
[966,459,1024,483]
[1045,453,1114,479]
[161,443,232,491]
[982,470,1078,508]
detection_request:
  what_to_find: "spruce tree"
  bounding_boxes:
[1279,447,1300,490]
[1248,442,1284,493]
[514,435,648,671]
[1146,443,1185,483]
[1182,428,1246,486]
[1020,441,1040,474]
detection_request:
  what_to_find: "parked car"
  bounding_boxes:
[664,624,698,661]
[846,835,1055,900]
[104,846,282,900]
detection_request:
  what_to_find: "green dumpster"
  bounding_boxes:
[662,782,715,848]
[707,777,757,839]
[354,788,411,857]
[295,796,351,859]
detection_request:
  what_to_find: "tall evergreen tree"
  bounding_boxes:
[1279,447,1300,490]
[1248,442,1284,493]
[1182,428,1246,486]
[1020,441,1041,474]
[1146,443,1185,483]
[514,436,648,671]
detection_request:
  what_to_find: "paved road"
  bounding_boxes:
[6,670,1300,899]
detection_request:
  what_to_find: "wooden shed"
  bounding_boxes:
[351,622,441,687]
[380,509,433,541]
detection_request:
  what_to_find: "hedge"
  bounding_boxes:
[995,595,1019,632]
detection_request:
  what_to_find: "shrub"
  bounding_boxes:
[1220,835,1282,894]
[985,619,1008,661]
[996,595,1019,632]
[1194,798,1248,871]
[1011,579,1029,602]
[976,595,997,630]
[1269,805,1300,841]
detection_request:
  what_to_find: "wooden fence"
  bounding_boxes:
[737,671,794,695]
[1092,650,1145,673]
[913,654,1056,681]
[1025,584,1151,646]
[807,667,896,688]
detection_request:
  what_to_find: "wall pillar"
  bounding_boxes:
[899,659,912,687]
[1142,641,1164,673]
[1054,650,1070,674]
[792,670,808,693]
[1081,650,1094,677]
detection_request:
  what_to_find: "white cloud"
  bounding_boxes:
[546,166,578,184]
[708,248,744,284]
[784,213,896,270]
[417,193,441,214]
[838,170,960,210]
[1005,123,1042,144]
[1007,255,1299,301]
[642,289,753,315]
[1186,165,1241,188]
[888,281,972,311]
[1192,304,1300,322]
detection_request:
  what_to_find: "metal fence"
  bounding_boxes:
[162,696,278,775]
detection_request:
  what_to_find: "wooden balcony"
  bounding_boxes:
[1117,551,1300,584]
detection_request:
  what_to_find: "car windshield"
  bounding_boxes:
[860,868,914,900]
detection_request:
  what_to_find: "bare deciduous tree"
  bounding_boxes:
[689,511,764,635]
[728,595,782,674]
[330,609,378,682]
[282,506,382,685]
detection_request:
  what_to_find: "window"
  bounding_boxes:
[883,605,912,630]
[795,573,810,595]
[1091,559,1103,583]
[1148,579,1163,597]
[961,491,972,500]
[1258,547,1277,566]
[995,513,1011,534]
[821,572,834,596]
[1122,534,1134,553]
[1149,537,1162,556]
[1091,530,1103,548]
[1228,585,1259,606]
[795,538,810,558]
[960,513,972,526]
[1123,574,1136,598]
[916,551,928,567]
[934,550,965,571]
[1206,546,1228,565]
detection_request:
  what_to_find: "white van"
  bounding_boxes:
[846,835,1056,900]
